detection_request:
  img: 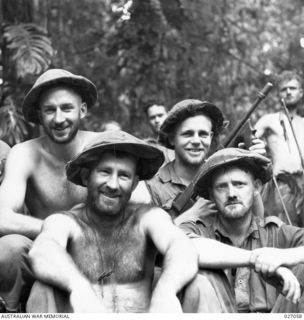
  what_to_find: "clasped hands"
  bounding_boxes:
[249,247,301,304]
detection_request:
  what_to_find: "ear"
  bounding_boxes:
[131,175,139,192]
[300,88,304,99]
[168,133,175,147]
[253,179,262,195]
[208,188,214,201]
[80,103,88,119]
[37,110,43,125]
[80,168,90,187]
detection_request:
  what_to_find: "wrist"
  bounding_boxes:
[68,276,91,293]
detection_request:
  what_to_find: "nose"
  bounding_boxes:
[106,173,119,190]
[227,184,237,198]
[286,87,291,95]
[54,108,65,124]
[191,132,201,145]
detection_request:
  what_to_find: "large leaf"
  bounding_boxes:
[0,96,33,145]
[3,23,54,78]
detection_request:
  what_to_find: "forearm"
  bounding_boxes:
[279,247,304,266]
[153,237,198,295]
[174,211,191,225]
[0,209,42,239]
[192,238,251,268]
[29,237,89,293]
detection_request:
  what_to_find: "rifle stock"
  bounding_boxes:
[171,82,273,215]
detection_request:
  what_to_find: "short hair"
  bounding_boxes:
[170,105,217,138]
[211,162,256,185]
[85,149,139,176]
[144,99,167,116]
[277,70,303,88]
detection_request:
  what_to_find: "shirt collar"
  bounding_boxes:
[158,161,185,185]
[213,214,260,244]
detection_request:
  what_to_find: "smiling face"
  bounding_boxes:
[279,78,303,110]
[210,165,261,221]
[171,115,213,168]
[83,151,139,217]
[38,86,87,144]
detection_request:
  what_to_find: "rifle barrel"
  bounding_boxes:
[223,82,273,147]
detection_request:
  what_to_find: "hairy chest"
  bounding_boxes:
[69,222,155,284]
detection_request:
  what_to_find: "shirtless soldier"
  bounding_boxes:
[255,70,304,226]
[0,69,100,311]
[26,131,198,313]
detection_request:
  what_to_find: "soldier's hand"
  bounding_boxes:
[70,282,106,313]
[189,198,218,220]
[250,247,284,274]
[248,138,267,156]
[276,267,301,304]
[149,288,182,313]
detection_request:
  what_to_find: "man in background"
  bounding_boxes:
[255,70,304,226]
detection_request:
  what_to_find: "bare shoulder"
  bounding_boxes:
[9,137,43,159]
[43,212,82,238]
[255,113,278,127]
[136,204,172,229]
[79,130,101,142]
[5,138,44,174]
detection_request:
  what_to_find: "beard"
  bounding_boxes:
[87,187,131,217]
[43,120,80,144]
[219,200,250,221]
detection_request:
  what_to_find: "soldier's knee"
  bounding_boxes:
[182,274,221,313]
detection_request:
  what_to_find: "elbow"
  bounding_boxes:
[28,244,45,275]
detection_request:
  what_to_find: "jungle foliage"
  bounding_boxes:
[1,0,304,144]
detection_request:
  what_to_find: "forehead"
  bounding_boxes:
[212,166,254,185]
[39,86,82,106]
[279,78,301,89]
[147,105,167,116]
[177,115,212,132]
[93,150,137,170]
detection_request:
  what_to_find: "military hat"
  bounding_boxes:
[158,99,224,149]
[66,130,164,186]
[22,68,98,123]
[194,148,272,199]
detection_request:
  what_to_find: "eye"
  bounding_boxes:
[61,104,74,112]
[234,181,245,187]
[119,172,131,180]
[199,132,210,138]
[97,168,110,175]
[181,131,192,137]
[42,107,55,114]
[215,184,226,191]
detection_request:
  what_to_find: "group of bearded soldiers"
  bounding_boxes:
[0,69,304,313]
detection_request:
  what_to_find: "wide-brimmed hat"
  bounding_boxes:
[194,148,272,199]
[158,99,224,149]
[66,130,164,186]
[22,69,98,123]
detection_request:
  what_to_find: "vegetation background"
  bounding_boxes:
[1,0,304,145]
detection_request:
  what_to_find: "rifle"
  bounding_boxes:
[171,82,274,215]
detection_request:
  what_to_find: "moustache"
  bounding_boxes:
[225,200,242,206]
[98,187,121,198]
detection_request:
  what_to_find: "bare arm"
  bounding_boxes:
[28,214,104,312]
[191,238,252,268]
[0,143,42,238]
[129,181,153,204]
[193,238,300,303]
[250,246,304,274]
[140,208,198,312]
